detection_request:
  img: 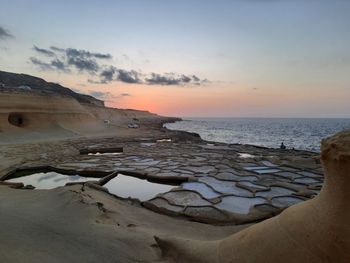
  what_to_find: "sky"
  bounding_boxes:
[0,0,350,118]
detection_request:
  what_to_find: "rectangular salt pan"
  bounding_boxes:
[215,196,266,214]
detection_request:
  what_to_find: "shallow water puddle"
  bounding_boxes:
[6,172,100,189]
[238,153,255,158]
[244,166,281,174]
[181,182,221,199]
[215,196,266,214]
[140,142,156,147]
[103,174,175,201]
[157,139,172,142]
[271,196,304,208]
[256,186,296,198]
[198,177,253,197]
[88,152,123,156]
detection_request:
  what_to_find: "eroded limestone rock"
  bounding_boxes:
[155,130,350,262]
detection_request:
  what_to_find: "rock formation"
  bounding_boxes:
[155,129,350,263]
[0,71,175,144]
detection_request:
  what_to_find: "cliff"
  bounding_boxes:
[0,71,178,144]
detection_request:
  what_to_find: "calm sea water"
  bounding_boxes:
[165,118,350,152]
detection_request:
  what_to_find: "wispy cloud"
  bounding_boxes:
[33,45,55,57]
[145,73,202,86]
[30,57,70,72]
[117,69,142,84]
[99,66,116,83]
[30,45,208,86]
[96,66,142,84]
[51,58,68,71]
[94,68,204,86]
[63,47,112,60]
[0,25,13,40]
[50,46,65,52]
[67,57,99,73]
[31,45,109,73]
[30,45,111,73]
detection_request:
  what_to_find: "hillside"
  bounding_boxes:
[0,71,178,144]
[0,70,104,106]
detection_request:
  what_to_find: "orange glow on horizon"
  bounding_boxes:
[53,77,350,118]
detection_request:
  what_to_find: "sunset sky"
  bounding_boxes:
[1,0,350,117]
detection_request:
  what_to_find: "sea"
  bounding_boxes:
[164,118,350,152]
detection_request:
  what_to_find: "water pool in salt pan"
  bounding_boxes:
[103,174,175,201]
[6,172,100,189]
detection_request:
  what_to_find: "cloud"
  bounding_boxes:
[51,58,69,71]
[31,45,112,73]
[96,67,142,84]
[33,45,55,57]
[87,79,103,84]
[99,66,116,83]
[51,46,112,60]
[117,69,142,84]
[90,69,205,86]
[66,48,112,60]
[180,75,192,83]
[30,57,51,70]
[145,73,179,85]
[145,73,202,86]
[30,57,70,72]
[50,46,65,52]
[192,75,200,82]
[0,26,13,40]
[67,57,99,73]
[29,45,207,86]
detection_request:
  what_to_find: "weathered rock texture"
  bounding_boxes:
[156,130,350,262]
[0,71,178,143]
[1,136,322,224]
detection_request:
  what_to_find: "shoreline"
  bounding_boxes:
[0,122,322,213]
[164,118,349,153]
[164,121,321,155]
[0,115,325,262]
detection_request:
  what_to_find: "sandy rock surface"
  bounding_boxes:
[154,130,350,263]
[1,86,343,262]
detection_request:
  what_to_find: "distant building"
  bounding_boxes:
[17,85,32,91]
[128,123,140,129]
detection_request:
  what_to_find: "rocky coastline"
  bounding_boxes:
[1,71,345,262]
